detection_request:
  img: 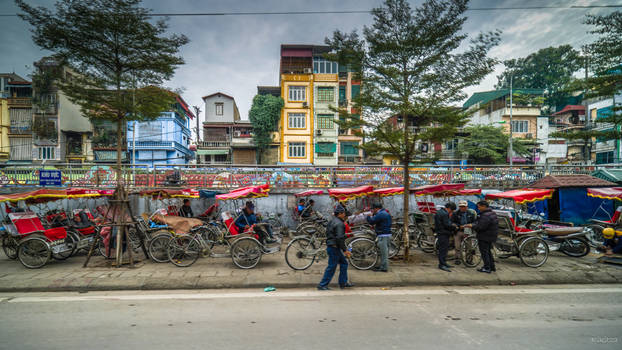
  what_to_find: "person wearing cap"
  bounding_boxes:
[435,202,459,272]
[599,228,622,255]
[366,202,392,272]
[234,201,276,244]
[465,200,498,273]
[318,205,353,290]
[451,200,477,265]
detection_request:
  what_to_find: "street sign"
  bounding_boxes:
[39,170,62,187]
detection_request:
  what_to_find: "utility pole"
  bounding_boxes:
[193,105,202,144]
[509,73,513,167]
[583,50,591,164]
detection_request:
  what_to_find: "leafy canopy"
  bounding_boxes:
[457,125,533,164]
[248,94,284,164]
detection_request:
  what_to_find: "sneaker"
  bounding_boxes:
[438,265,452,272]
[477,267,491,273]
[339,282,355,289]
[317,286,331,291]
[443,263,453,268]
[372,267,388,272]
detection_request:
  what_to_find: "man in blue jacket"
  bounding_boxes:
[234,202,276,244]
[367,202,392,272]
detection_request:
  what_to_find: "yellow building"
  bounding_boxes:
[0,99,9,161]
[280,73,314,164]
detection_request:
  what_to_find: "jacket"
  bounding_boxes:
[366,209,392,236]
[451,209,477,227]
[434,208,456,236]
[235,210,257,230]
[472,208,498,242]
[325,215,347,251]
[180,205,194,218]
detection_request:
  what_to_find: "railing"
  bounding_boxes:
[198,141,231,148]
[0,163,620,189]
[7,97,32,107]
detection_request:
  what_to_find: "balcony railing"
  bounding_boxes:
[7,97,32,107]
[198,141,231,148]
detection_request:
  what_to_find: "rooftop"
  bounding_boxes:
[463,88,545,109]
[552,105,585,116]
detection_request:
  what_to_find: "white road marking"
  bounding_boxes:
[5,287,622,303]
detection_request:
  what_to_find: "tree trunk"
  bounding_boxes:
[402,113,410,261]
[116,117,123,185]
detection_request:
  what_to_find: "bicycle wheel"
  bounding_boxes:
[52,232,77,260]
[17,236,51,269]
[559,238,590,258]
[2,235,18,260]
[584,225,604,248]
[167,235,202,267]
[460,236,481,267]
[230,237,262,269]
[389,229,402,258]
[148,233,173,263]
[417,233,435,253]
[348,237,378,270]
[519,236,549,268]
[285,236,317,270]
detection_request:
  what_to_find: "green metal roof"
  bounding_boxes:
[196,149,229,155]
[463,88,545,109]
[592,169,622,184]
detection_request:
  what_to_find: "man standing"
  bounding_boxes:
[317,206,353,290]
[451,200,477,265]
[366,202,392,272]
[435,202,458,272]
[466,201,498,273]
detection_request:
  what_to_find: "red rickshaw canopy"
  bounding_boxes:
[441,188,482,197]
[485,189,554,204]
[372,187,404,197]
[137,188,200,199]
[66,188,102,198]
[216,186,269,201]
[294,190,325,197]
[587,187,622,200]
[412,184,465,196]
[328,185,374,201]
[0,189,68,203]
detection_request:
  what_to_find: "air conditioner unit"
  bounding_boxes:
[302,102,308,108]
[316,129,322,135]
[303,68,312,74]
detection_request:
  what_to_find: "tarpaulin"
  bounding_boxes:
[485,189,554,204]
[559,188,612,225]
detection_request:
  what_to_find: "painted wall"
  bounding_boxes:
[313,75,339,166]
[280,74,314,164]
[203,94,239,124]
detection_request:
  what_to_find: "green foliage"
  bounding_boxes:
[495,45,582,112]
[16,0,189,170]
[457,125,532,164]
[511,93,545,107]
[248,94,284,163]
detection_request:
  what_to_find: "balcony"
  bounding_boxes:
[339,156,362,164]
[9,123,31,135]
[7,97,32,107]
[231,137,254,148]
[198,141,231,148]
[314,73,338,82]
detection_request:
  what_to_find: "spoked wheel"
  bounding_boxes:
[97,234,113,259]
[127,227,144,254]
[584,225,605,248]
[559,238,590,257]
[2,235,19,260]
[167,235,203,267]
[148,233,173,263]
[231,237,263,269]
[417,233,435,253]
[460,236,481,267]
[52,233,77,260]
[519,236,549,268]
[285,236,317,270]
[17,236,51,269]
[348,237,378,270]
[389,230,402,258]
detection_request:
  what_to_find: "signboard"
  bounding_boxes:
[39,170,62,187]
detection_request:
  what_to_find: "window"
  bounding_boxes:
[316,114,334,129]
[215,103,224,116]
[351,84,361,99]
[317,87,334,102]
[313,57,338,74]
[340,141,359,155]
[288,86,306,101]
[339,86,346,103]
[511,120,529,133]
[288,113,306,129]
[38,146,56,160]
[288,142,306,158]
[596,151,615,164]
[445,139,458,150]
[315,142,336,157]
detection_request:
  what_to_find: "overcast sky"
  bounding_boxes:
[1,0,619,137]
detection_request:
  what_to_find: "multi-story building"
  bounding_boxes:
[126,93,194,168]
[199,92,256,165]
[588,94,622,164]
[547,105,586,163]
[1,73,32,163]
[256,86,282,164]
[337,67,364,165]
[464,88,545,164]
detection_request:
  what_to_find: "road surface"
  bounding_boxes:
[1,285,621,350]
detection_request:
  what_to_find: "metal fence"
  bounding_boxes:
[1,163,619,190]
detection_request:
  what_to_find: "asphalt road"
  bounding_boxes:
[1,285,621,350]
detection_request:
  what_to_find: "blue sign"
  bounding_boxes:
[39,170,62,187]
[460,160,467,170]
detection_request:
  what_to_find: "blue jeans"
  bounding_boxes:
[377,235,390,270]
[318,246,348,287]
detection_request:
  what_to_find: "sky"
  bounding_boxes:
[0,0,619,139]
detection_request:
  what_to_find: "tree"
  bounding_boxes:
[495,45,582,113]
[16,0,189,178]
[551,11,622,161]
[248,94,284,164]
[326,0,499,260]
[456,125,533,164]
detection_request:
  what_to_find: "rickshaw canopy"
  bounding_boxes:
[412,184,465,196]
[294,190,325,197]
[587,187,622,200]
[441,188,482,197]
[137,188,199,199]
[0,189,68,204]
[328,185,374,201]
[485,189,554,204]
[216,185,270,201]
[372,187,404,197]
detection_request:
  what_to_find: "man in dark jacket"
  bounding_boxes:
[179,199,194,217]
[317,205,353,290]
[451,200,477,265]
[435,202,458,272]
[367,202,392,272]
[466,200,498,273]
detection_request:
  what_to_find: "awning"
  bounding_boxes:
[587,187,622,200]
[328,185,374,201]
[315,142,336,153]
[295,190,325,197]
[486,189,554,204]
[196,149,229,156]
[412,184,465,196]
[373,187,404,197]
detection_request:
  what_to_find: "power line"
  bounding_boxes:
[1,4,621,17]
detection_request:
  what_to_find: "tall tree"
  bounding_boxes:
[495,45,582,113]
[16,0,189,178]
[326,0,499,260]
[248,94,284,164]
[551,11,621,161]
[456,125,533,164]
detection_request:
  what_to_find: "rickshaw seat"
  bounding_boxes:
[9,212,67,241]
[224,217,240,236]
[203,203,219,216]
[417,202,437,213]
[76,226,96,235]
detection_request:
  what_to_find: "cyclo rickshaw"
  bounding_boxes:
[585,187,622,247]
[460,189,555,268]
[293,189,328,237]
[165,185,282,269]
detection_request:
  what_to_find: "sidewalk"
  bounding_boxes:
[1,246,621,292]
